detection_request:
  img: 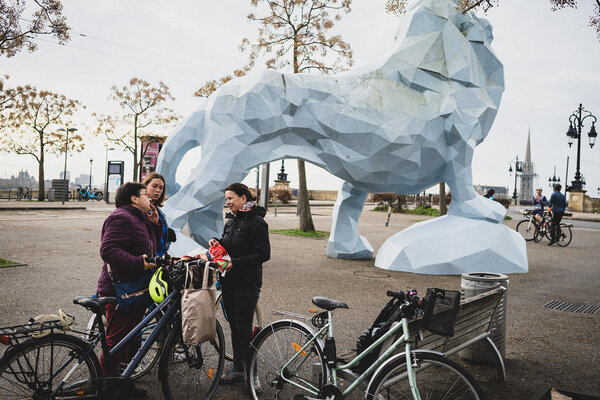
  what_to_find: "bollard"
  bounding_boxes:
[385,205,392,227]
[460,272,509,363]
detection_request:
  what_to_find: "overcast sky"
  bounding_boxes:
[1,0,599,198]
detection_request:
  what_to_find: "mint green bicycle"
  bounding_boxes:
[247,289,485,400]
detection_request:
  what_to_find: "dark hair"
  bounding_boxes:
[142,172,166,207]
[224,182,255,201]
[115,182,146,208]
[553,183,562,191]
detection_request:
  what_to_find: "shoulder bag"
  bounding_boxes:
[181,263,216,345]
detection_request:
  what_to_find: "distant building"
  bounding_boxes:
[59,171,71,180]
[519,130,537,205]
[0,169,37,190]
[474,184,509,198]
[74,174,92,188]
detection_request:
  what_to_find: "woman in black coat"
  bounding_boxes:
[208,182,270,384]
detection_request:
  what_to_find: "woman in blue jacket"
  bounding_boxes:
[143,172,176,256]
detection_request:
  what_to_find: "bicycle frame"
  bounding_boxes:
[276,309,422,399]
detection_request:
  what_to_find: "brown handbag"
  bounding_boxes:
[180,263,216,345]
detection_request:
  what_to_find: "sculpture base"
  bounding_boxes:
[375,215,528,275]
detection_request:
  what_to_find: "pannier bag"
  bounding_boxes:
[181,263,216,345]
[354,295,403,373]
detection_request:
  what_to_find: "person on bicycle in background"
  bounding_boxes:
[96,182,159,396]
[548,183,566,246]
[143,172,176,256]
[483,188,495,200]
[207,182,270,385]
[532,187,547,224]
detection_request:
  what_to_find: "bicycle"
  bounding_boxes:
[515,209,541,241]
[15,186,32,201]
[0,257,226,400]
[533,211,572,247]
[247,288,485,400]
[84,266,263,369]
[77,185,104,201]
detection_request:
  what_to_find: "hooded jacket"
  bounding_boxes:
[218,205,270,287]
[96,205,161,295]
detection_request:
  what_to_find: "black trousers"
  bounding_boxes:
[222,282,261,371]
[550,211,564,241]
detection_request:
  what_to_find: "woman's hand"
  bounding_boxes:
[224,260,233,272]
[147,203,159,225]
[208,238,218,247]
[143,254,156,270]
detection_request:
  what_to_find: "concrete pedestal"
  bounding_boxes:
[567,189,586,212]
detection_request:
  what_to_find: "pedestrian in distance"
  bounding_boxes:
[207,182,270,386]
[142,172,176,256]
[547,183,567,245]
[95,182,159,397]
[484,188,495,200]
[532,187,547,225]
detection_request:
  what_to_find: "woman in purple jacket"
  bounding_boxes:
[96,182,160,381]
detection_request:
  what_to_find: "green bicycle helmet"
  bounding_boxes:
[149,267,169,303]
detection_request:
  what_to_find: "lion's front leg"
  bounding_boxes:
[326,182,373,259]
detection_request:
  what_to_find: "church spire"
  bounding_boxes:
[525,126,531,163]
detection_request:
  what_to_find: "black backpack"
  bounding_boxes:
[354,296,402,373]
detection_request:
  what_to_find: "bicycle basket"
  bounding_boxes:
[422,288,461,337]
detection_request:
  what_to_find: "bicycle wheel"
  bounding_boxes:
[247,320,327,400]
[215,292,262,362]
[516,219,536,241]
[555,224,572,247]
[533,225,545,243]
[158,319,225,400]
[366,351,485,400]
[96,192,104,201]
[0,333,101,399]
[84,307,165,380]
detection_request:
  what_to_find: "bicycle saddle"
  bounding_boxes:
[312,296,349,311]
[73,296,117,314]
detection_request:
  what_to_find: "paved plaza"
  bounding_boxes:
[0,201,599,399]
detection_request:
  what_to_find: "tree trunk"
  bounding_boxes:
[133,115,139,181]
[439,181,446,215]
[38,150,45,202]
[297,159,315,232]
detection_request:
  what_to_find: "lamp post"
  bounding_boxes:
[565,103,597,190]
[105,147,115,203]
[89,159,93,188]
[548,165,560,188]
[58,127,77,204]
[508,156,523,206]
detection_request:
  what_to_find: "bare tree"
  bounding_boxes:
[386,0,600,40]
[0,0,70,57]
[0,87,83,200]
[94,78,180,181]
[196,0,353,232]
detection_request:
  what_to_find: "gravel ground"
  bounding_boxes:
[0,202,599,399]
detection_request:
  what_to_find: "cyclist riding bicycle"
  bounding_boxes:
[548,183,567,246]
[532,187,547,224]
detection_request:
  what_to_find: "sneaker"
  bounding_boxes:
[252,375,262,394]
[220,368,245,384]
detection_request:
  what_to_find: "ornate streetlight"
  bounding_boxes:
[508,156,523,206]
[58,127,77,204]
[565,104,597,190]
[277,159,288,181]
[548,165,560,188]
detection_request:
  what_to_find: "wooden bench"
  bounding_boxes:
[406,286,507,382]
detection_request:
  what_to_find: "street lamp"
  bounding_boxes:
[89,159,93,188]
[548,165,560,188]
[565,103,597,190]
[58,127,77,204]
[508,156,523,206]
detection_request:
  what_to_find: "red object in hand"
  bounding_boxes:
[209,243,231,273]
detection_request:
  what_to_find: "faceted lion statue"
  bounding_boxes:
[158,0,528,274]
